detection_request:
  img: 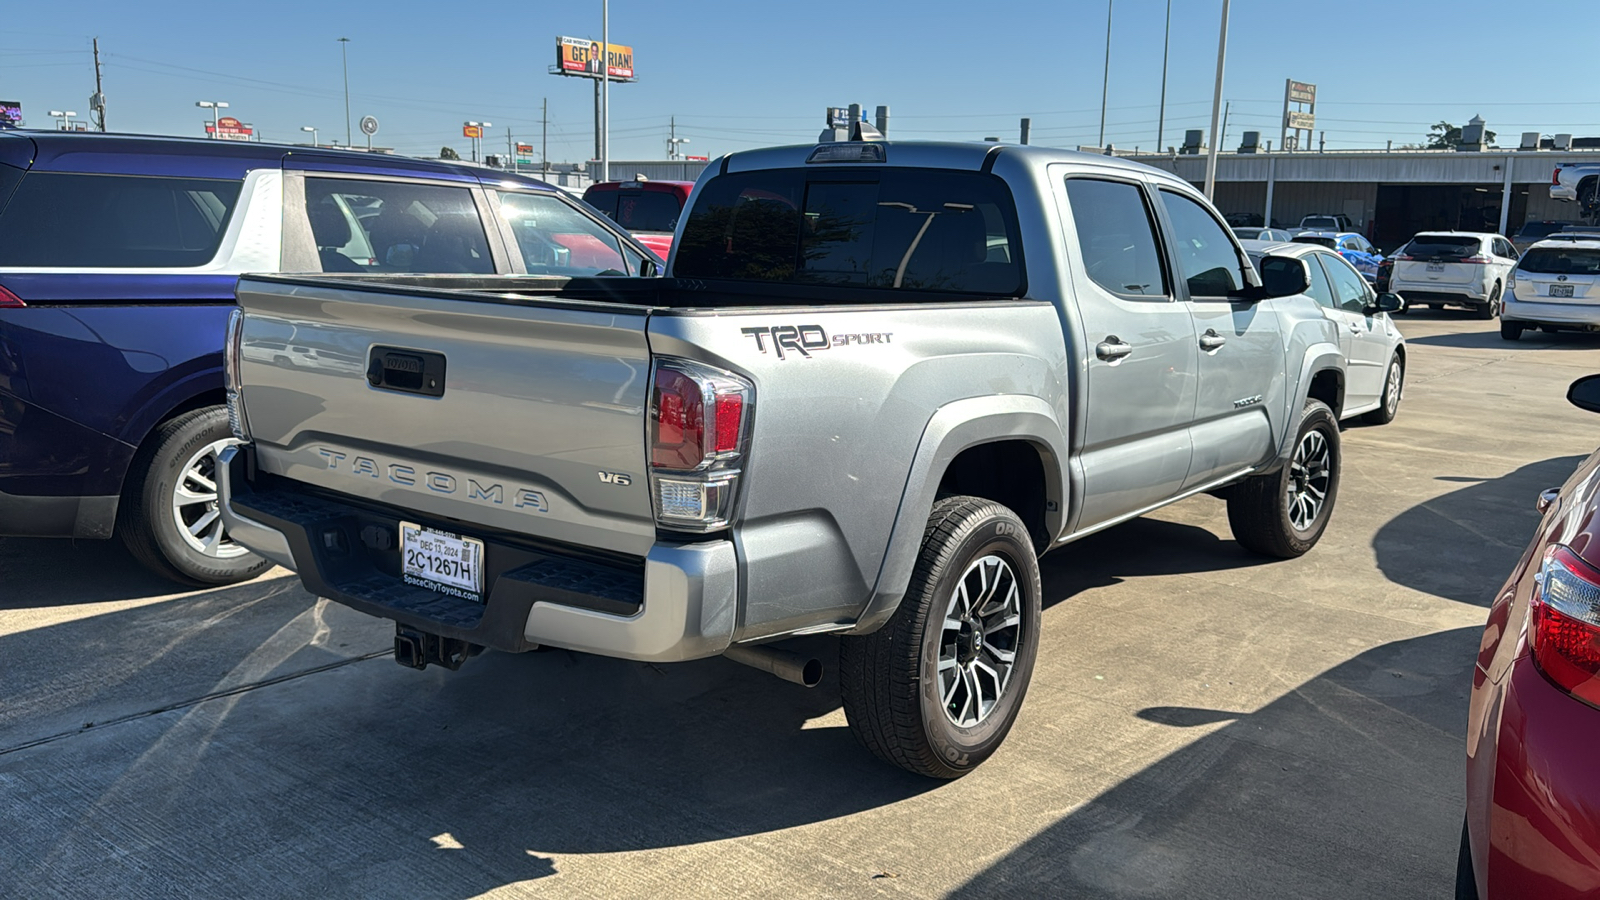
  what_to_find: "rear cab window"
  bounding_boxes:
[673,168,1023,297]
[609,190,683,233]
[0,172,242,267]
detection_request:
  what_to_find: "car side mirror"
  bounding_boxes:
[1366,292,1404,314]
[1250,256,1310,300]
[639,257,659,277]
[1569,375,1600,414]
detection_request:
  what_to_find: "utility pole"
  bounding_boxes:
[668,116,676,159]
[542,98,549,174]
[1156,0,1170,151]
[91,37,106,132]
[507,129,515,173]
[1202,0,1231,200]
[1220,101,1230,151]
[1099,0,1113,147]
[338,37,352,148]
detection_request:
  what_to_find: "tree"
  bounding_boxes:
[1426,121,1496,150]
[439,146,460,160]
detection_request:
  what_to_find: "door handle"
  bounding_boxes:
[1096,336,1133,362]
[1198,329,1226,351]
[1348,323,1363,334]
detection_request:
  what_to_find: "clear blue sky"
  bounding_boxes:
[3,0,1594,163]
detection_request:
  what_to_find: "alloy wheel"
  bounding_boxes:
[1285,429,1332,532]
[939,554,1024,728]
[1385,363,1402,417]
[170,438,249,559]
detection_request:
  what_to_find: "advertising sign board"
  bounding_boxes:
[555,36,635,80]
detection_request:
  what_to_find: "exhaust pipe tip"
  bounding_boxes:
[723,643,824,688]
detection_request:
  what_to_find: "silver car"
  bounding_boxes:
[1501,236,1600,340]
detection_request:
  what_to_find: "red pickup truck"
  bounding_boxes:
[583,179,693,258]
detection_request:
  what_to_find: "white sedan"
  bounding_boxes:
[1242,239,1408,424]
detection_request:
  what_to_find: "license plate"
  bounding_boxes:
[1551,284,1576,298]
[400,521,485,602]
[1426,262,1445,272]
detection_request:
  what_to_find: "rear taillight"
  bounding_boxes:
[1395,255,1413,261]
[1531,545,1600,707]
[648,358,752,532]
[1460,255,1490,265]
[0,284,24,308]
[224,307,251,440]
[1554,167,1563,186]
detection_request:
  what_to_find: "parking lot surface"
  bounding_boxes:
[3,312,1597,899]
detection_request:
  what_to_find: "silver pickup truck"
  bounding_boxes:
[219,141,1358,778]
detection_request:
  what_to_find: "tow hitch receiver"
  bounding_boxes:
[394,625,483,671]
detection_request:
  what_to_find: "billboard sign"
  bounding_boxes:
[204,117,254,141]
[1287,81,1316,104]
[555,36,635,80]
[1286,111,1315,131]
[0,101,21,128]
[462,124,483,139]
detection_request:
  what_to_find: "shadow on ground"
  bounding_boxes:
[0,536,204,608]
[950,626,1478,900]
[1038,515,1271,610]
[1373,455,1584,605]
[1405,327,1600,351]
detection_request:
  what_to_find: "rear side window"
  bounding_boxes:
[1519,248,1600,275]
[1407,236,1481,259]
[304,178,491,274]
[674,168,1022,296]
[1302,253,1336,308]
[0,172,241,268]
[1160,189,1244,297]
[1064,178,1168,298]
[611,190,682,233]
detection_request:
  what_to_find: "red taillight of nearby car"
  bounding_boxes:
[1554,167,1564,186]
[1531,545,1600,708]
[1459,255,1491,265]
[0,284,25,308]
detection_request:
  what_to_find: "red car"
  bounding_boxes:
[582,179,694,258]
[1463,374,1600,898]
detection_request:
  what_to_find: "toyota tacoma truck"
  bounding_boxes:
[218,141,1349,778]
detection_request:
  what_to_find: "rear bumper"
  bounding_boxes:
[217,445,737,663]
[1390,284,1489,304]
[1502,295,1600,327]
[1469,658,1600,898]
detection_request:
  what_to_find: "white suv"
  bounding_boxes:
[1500,237,1600,340]
[1388,231,1519,319]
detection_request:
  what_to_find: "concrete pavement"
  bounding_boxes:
[3,310,1597,898]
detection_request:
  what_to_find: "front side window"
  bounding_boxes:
[304,178,491,274]
[1302,253,1336,309]
[1318,253,1370,313]
[1160,189,1244,297]
[674,168,1022,296]
[500,191,635,276]
[0,172,241,268]
[1064,178,1168,298]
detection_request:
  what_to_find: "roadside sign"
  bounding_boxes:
[1288,81,1316,104]
[360,116,379,136]
[555,36,636,80]
[1287,111,1315,131]
[204,116,254,141]
[516,143,533,153]
[685,155,708,161]
[462,124,483,139]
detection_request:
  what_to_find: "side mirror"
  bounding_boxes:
[639,257,659,277]
[1569,375,1600,414]
[1366,292,1404,314]
[1252,256,1310,300]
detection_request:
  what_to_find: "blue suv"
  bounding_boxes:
[0,131,661,586]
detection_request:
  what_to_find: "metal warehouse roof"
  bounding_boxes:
[1133,149,1600,184]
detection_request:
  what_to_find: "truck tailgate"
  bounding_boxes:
[234,276,658,558]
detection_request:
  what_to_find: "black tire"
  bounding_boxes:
[118,406,272,587]
[1227,399,1340,558]
[1501,318,1525,341]
[1455,818,1479,900]
[1362,355,1404,425]
[839,496,1042,779]
[1476,283,1501,320]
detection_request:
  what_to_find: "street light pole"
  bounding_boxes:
[1098,0,1112,148]
[1157,0,1171,152]
[195,100,228,138]
[601,0,610,183]
[338,37,352,148]
[1203,0,1231,200]
[301,125,318,147]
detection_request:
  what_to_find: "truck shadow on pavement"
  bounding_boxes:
[947,626,1478,899]
[1404,329,1600,351]
[1372,455,1584,606]
[1038,514,1271,611]
[0,536,200,608]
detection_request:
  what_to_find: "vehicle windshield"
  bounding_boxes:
[1233,227,1264,239]
[1518,247,1600,275]
[1516,222,1573,239]
[1407,236,1481,259]
[674,168,1023,295]
[1292,235,1337,249]
[1301,217,1338,230]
